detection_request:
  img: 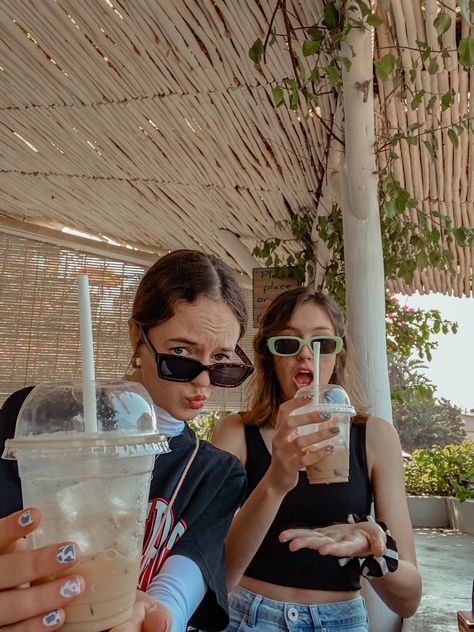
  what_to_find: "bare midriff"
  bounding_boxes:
[240,576,359,605]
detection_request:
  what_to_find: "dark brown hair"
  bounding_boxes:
[130,250,247,362]
[242,286,368,426]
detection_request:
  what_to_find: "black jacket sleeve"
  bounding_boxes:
[0,387,34,518]
[172,459,246,631]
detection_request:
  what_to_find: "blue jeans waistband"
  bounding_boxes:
[228,585,368,630]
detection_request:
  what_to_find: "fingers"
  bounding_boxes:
[367,525,387,557]
[280,528,335,552]
[109,592,171,632]
[2,608,65,631]
[0,509,41,553]
[0,575,84,626]
[0,542,81,590]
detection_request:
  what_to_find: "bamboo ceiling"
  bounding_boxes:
[0,0,472,296]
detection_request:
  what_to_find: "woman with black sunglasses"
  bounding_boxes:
[212,286,421,631]
[0,250,253,632]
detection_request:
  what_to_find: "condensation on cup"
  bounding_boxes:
[3,380,169,632]
[290,384,355,484]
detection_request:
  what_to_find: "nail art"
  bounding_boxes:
[330,427,340,434]
[325,446,335,454]
[56,543,77,564]
[43,610,61,627]
[60,577,82,598]
[320,412,331,420]
[18,509,33,527]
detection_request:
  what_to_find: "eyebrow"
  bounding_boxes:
[282,327,334,335]
[167,338,235,353]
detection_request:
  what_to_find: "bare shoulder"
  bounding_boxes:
[211,413,247,464]
[366,415,402,445]
[365,416,403,474]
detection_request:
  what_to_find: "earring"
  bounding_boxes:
[133,356,142,368]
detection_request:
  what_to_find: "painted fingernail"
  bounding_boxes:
[56,543,77,564]
[43,609,61,627]
[330,427,340,434]
[60,576,82,598]
[320,412,331,420]
[325,446,335,454]
[18,509,33,527]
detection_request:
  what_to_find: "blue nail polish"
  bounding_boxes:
[325,446,334,454]
[43,610,61,627]
[56,543,77,564]
[60,577,82,598]
[320,412,331,420]
[18,510,33,527]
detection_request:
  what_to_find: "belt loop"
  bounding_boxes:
[247,592,262,627]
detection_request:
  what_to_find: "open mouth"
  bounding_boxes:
[294,369,314,388]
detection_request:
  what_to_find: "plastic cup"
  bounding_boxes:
[290,384,355,484]
[3,380,169,632]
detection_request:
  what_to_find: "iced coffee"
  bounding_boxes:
[3,380,169,632]
[291,384,355,484]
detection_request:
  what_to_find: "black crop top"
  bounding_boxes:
[243,422,372,591]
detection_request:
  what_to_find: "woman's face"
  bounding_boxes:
[135,296,241,420]
[272,301,338,402]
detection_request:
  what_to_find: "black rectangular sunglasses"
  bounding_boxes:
[139,327,254,388]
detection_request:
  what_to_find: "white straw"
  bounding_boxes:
[312,341,320,403]
[77,275,98,434]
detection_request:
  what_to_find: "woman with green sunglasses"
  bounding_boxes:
[213,286,421,631]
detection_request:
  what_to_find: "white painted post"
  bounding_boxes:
[340,6,392,422]
[341,6,400,632]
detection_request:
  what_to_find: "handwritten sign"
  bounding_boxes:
[252,268,301,327]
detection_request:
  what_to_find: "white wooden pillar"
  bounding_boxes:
[340,7,392,423]
[341,7,400,632]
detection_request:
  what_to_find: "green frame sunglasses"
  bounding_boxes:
[267,335,343,356]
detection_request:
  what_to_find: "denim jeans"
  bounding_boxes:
[225,586,369,632]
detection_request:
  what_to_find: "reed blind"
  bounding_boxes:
[0,233,255,412]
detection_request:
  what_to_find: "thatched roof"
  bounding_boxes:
[0,0,472,296]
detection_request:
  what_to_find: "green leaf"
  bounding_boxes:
[289,86,299,110]
[356,0,371,17]
[272,86,284,107]
[433,12,452,38]
[341,56,352,72]
[428,57,439,74]
[429,251,441,266]
[310,66,321,84]
[459,0,474,27]
[441,89,455,110]
[426,95,437,114]
[458,37,474,68]
[452,227,467,244]
[376,53,396,80]
[307,27,324,42]
[326,64,341,87]
[411,89,425,110]
[323,2,339,29]
[416,252,429,268]
[367,13,384,27]
[447,128,459,148]
[303,39,322,56]
[249,38,263,69]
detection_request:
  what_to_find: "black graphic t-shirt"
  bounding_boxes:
[0,387,246,631]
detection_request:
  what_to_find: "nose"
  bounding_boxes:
[192,368,212,387]
[297,343,313,359]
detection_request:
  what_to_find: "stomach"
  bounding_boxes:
[240,575,359,605]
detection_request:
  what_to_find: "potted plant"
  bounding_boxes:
[404,440,474,532]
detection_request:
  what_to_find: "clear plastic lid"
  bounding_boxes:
[3,380,170,459]
[293,384,356,416]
